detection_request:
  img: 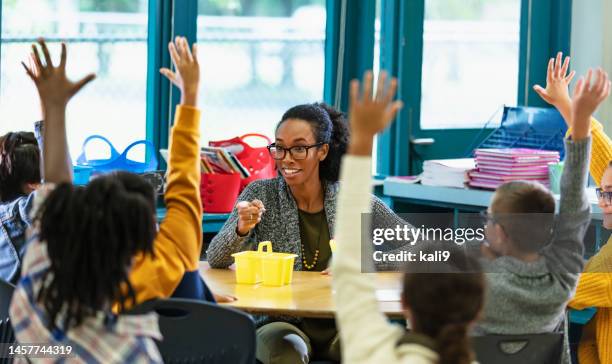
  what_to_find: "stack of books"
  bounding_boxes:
[200,146,250,178]
[468,148,559,190]
[421,158,476,188]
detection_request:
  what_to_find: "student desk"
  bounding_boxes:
[199,262,404,319]
[156,208,230,233]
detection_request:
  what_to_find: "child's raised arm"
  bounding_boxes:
[332,71,403,363]
[533,52,575,126]
[22,39,95,184]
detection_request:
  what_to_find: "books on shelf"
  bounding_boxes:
[468,148,559,190]
[421,158,475,188]
[201,146,250,178]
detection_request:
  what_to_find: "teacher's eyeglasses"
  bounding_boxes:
[267,143,324,160]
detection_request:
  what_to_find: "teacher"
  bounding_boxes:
[207,71,408,364]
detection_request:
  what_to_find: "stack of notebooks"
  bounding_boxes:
[200,146,250,178]
[421,158,476,188]
[468,148,559,190]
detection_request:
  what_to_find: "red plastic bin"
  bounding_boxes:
[200,173,241,213]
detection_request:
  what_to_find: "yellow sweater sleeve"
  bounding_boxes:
[127,105,203,305]
[570,241,612,309]
[568,118,612,184]
[569,273,612,309]
[588,118,612,184]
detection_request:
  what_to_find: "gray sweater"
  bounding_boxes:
[207,176,409,270]
[476,138,591,338]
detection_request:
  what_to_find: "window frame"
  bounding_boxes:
[376,0,572,176]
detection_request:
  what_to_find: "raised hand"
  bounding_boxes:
[22,38,96,110]
[236,199,265,236]
[348,71,403,156]
[571,68,611,140]
[160,36,200,106]
[533,52,575,125]
[21,39,94,184]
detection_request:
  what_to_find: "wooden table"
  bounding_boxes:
[199,262,404,319]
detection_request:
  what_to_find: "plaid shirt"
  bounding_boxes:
[9,186,163,363]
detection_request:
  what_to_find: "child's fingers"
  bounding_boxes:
[573,77,585,98]
[386,100,403,122]
[584,69,593,92]
[181,37,193,63]
[600,79,611,102]
[21,61,36,81]
[71,73,96,95]
[159,68,176,83]
[59,43,67,69]
[383,78,399,105]
[191,43,199,64]
[533,85,550,101]
[31,45,45,73]
[560,55,570,77]
[565,70,576,84]
[362,70,373,101]
[168,42,180,70]
[554,52,563,79]
[37,38,53,69]
[375,70,387,101]
[349,79,359,108]
[174,36,184,59]
[546,58,554,82]
[594,69,606,94]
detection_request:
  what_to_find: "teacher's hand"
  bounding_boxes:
[236,199,265,236]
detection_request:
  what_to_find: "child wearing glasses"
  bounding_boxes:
[207,93,410,363]
[534,52,612,364]
[473,67,607,364]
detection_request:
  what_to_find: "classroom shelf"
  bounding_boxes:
[156,208,230,233]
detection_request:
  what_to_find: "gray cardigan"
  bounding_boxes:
[207,176,409,270]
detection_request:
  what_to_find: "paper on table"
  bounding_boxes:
[376,289,402,302]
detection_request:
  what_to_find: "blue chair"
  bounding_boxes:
[0,280,15,364]
[129,298,256,363]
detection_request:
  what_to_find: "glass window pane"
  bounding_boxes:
[0,0,148,159]
[197,0,326,145]
[420,0,520,129]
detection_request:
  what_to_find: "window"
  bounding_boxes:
[420,0,520,129]
[196,0,326,145]
[0,0,148,159]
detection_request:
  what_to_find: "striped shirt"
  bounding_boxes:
[9,186,162,363]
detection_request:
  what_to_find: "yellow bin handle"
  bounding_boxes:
[257,241,273,253]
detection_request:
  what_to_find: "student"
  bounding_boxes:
[124,36,234,306]
[10,39,162,362]
[474,69,596,364]
[207,86,410,364]
[332,71,485,364]
[0,129,41,283]
[535,53,612,364]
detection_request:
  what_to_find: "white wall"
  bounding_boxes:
[571,0,612,130]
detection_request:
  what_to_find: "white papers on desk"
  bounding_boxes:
[376,289,402,302]
[421,158,475,188]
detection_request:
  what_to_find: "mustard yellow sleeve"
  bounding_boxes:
[126,105,202,305]
[589,119,612,184]
[157,105,203,271]
[567,118,612,184]
[569,273,612,309]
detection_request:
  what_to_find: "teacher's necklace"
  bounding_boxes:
[301,211,324,270]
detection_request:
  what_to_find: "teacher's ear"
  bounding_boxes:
[318,143,329,162]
